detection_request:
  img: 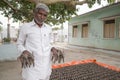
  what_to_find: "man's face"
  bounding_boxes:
[34,9,48,24]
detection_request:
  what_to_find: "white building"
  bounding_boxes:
[52,22,68,43]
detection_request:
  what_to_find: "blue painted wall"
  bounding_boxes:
[0,43,19,61]
[68,2,120,51]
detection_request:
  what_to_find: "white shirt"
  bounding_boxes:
[17,20,52,80]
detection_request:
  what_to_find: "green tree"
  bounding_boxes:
[0,24,3,43]
[0,0,115,25]
[52,27,60,31]
[0,21,3,33]
[0,25,2,32]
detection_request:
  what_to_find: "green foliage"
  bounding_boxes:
[107,0,115,3]
[52,27,60,31]
[47,2,77,25]
[0,0,115,25]
[0,0,34,22]
[3,38,11,42]
[0,25,3,32]
[87,0,115,8]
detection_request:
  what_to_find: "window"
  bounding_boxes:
[119,22,120,38]
[103,19,115,38]
[82,24,88,38]
[72,25,78,37]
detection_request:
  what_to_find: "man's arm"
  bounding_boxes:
[16,25,27,56]
[17,25,35,68]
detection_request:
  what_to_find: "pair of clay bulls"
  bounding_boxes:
[18,47,64,68]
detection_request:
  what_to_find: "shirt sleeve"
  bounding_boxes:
[16,25,27,56]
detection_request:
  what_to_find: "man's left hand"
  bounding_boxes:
[51,47,64,63]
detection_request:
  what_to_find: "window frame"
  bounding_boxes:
[103,19,115,38]
[72,25,78,38]
[119,22,120,38]
[81,23,88,38]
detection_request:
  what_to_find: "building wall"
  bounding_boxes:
[68,2,120,51]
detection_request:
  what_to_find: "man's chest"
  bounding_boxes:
[26,27,50,41]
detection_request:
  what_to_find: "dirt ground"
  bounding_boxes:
[0,43,120,80]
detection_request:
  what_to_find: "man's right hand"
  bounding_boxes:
[22,50,31,57]
[18,50,35,68]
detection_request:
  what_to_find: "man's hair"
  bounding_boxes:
[33,3,50,13]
